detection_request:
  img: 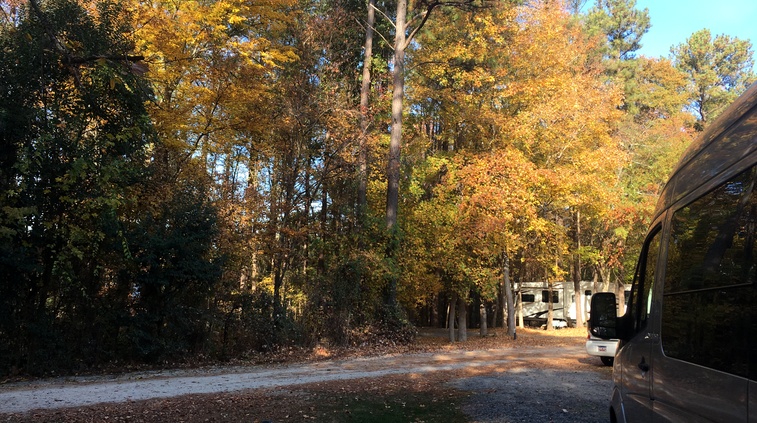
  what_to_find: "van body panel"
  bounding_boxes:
[610,384,629,423]
[749,381,757,423]
[616,334,653,421]
[652,353,747,422]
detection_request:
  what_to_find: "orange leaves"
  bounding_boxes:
[455,148,539,253]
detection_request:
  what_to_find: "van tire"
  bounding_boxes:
[601,356,614,366]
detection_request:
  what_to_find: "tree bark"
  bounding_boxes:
[431,293,439,327]
[386,0,406,232]
[546,282,554,331]
[503,253,516,338]
[448,292,458,342]
[358,0,375,215]
[497,274,505,328]
[492,290,500,329]
[616,279,626,316]
[479,304,488,336]
[572,209,584,328]
[517,290,524,328]
[382,0,407,313]
[457,296,468,342]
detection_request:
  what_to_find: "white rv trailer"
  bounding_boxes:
[515,281,595,327]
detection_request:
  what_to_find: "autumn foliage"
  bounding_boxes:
[0,0,752,375]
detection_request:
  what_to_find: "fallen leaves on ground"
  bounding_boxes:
[1,327,595,422]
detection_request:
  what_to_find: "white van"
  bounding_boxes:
[589,82,757,422]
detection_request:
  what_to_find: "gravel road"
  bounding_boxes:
[0,333,613,422]
[455,366,612,422]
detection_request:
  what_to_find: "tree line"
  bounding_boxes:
[0,0,753,375]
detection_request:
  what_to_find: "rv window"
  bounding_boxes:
[541,290,559,303]
[661,166,757,378]
[584,290,592,296]
[522,294,535,303]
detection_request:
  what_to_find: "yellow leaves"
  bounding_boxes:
[129,0,298,162]
[403,1,633,287]
[134,0,297,73]
[484,1,626,218]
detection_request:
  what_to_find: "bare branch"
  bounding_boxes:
[354,17,392,49]
[68,55,145,64]
[403,0,489,50]
[404,1,440,50]
[370,2,396,30]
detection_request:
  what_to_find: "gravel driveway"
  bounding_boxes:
[0,330,613,422]
[455,366,611,422]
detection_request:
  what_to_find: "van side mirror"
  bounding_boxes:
[589,292,617,339]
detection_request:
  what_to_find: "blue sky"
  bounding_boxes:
[633,0,757,58]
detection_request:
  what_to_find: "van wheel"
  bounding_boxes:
[601,356,614,366]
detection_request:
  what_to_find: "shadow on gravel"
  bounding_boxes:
[453,367,612,423]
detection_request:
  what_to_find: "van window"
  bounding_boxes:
[625,227,660,334]
[626,227,660,333]
[661,166,757,377]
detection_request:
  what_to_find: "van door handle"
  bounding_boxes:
[638,357,650,372]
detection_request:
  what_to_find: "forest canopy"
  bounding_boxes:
[0,0,753,375]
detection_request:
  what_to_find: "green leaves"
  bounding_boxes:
[584,0,650,61]
[672,29,756,127]
[0,0,158,373]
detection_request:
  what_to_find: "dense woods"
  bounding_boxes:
[0,0,754,376]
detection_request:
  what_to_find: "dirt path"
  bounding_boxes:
[0,329,614,422]
[0,345,586,414]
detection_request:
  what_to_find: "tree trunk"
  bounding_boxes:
[386,0,406,231]
[596,261,612,292]
[497,274,505,328]
[492,289,500,329]
[517,290,524,328]
[358,0,375,215]
[503,253,516,338]
[572,209,584,328]
[448,292,458,342]
[270,194,284,327]
[273,261,284,327]
[303,155,311,277]
[383,0,407,313]
[546,282,554,331]
[457,296,468,342]
[616,279,626,316]
[479,304,488,336]
[431,293,439,327]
